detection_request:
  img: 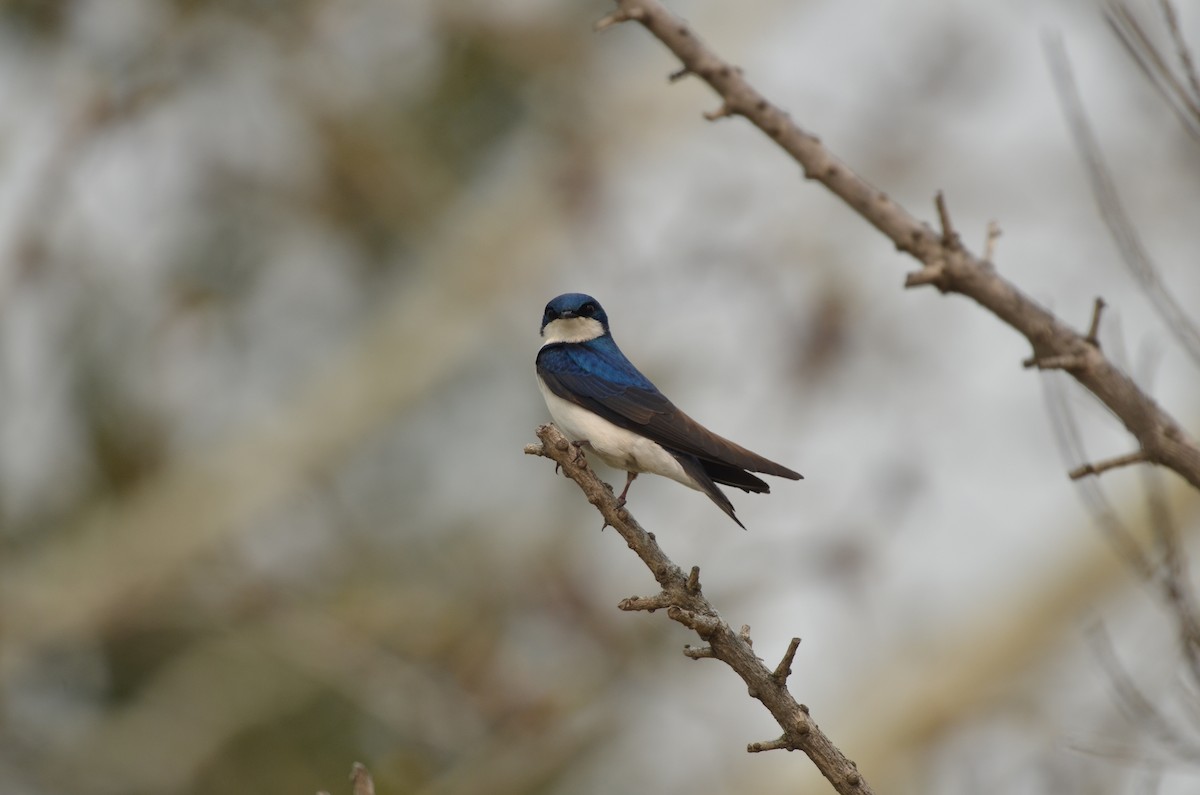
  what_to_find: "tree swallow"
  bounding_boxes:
[536,292,801,528]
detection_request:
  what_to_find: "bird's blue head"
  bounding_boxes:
[540,293,610,343]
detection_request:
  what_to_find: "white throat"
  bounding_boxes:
[541,316,605,345]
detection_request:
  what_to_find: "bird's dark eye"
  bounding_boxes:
[579,302,596,316]
[544,306,557,321]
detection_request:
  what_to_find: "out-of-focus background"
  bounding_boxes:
[1,1,1199,793]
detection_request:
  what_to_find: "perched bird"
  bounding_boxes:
[535,292,801,528]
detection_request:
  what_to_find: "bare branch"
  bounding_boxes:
[605,0,1200,493]
[527,424,873,795]
[934,191,961,250]
[618,593,674,612]
[1069,450,1151,480]
[771,637,802,684]
[594,8,643,32]
[983,220,1002,262]
[748,736,797,753]
[667,605,721,637]
[903,265,946,291]
[703,103,736,121]
[1022,353,1090,372]
[1086,297,1107,347]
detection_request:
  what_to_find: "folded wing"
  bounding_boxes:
[537,340,802,483]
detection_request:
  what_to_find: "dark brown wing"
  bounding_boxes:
[538,343,801,480]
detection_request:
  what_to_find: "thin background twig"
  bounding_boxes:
[1044,33,1200,369]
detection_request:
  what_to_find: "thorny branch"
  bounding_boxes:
[525,424,872,795]
[597,0,1200,493]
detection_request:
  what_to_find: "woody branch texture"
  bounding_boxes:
[599,0,1200,490]
[524,423,871,795]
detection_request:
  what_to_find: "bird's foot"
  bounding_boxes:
[554,439,589,474]
[570,439,590,466]
[616,472,638,505]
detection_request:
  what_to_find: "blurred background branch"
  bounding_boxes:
[1105,0,1200,141]
[1046,30,1200,368]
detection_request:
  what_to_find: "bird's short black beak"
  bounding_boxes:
[558,310,578,319]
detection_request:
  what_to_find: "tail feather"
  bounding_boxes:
[674,454,746,529]
[702,461,770,494]
[658,407,802,481]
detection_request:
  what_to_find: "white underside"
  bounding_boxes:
[537,376,700,491]
[540,316,606,344]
